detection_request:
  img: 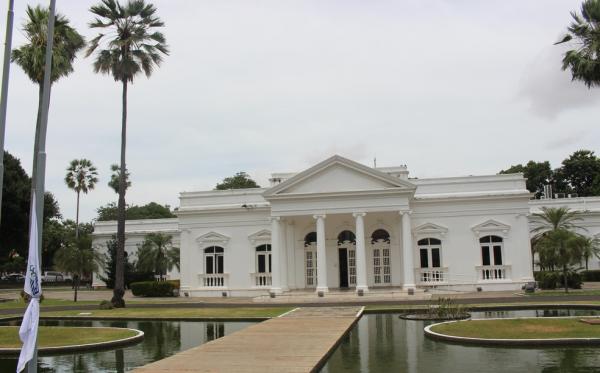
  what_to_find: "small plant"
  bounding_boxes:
[426,298,469,319]
[20,290,44,304]
[99,300,113,310]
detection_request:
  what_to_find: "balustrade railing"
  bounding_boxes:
[476,265,511,281]
[199,273,228,288]
[251,272,272,287]
[416,267,448,284]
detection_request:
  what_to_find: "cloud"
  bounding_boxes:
[518,45,600,119]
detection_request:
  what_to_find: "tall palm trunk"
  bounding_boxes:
[75,189,80,239]
[112,78,128,308]
[563,264,569,293]
[73,274,79,302]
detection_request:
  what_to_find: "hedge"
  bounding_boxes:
[130,281,177,297]
[534,271,582,290]
[581,270,600,282]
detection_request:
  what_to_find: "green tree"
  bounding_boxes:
[96,201,175,221]
[98,236,144,289]
[573,235,600,270]
[1,152,61,260]
[215,172,260,190]
[136,233,179,281]
[558,150,600,197]
[86,0,169,308]
[65,159,98,238]
[500,161,553,198]
[108,163,131,194]
[556,0,600,88]
[531,207,583,271]
[54,241,103,302]
[535,229,583,293]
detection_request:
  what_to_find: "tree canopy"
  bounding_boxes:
[215,172,260,190]
[500,149,600,197]
[1,152,61,260]
[96,201,176,221]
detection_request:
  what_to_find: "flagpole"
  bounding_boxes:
[26,0,56,372]
[0,0,15,225]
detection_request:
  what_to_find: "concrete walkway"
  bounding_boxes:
[133,306,363,373]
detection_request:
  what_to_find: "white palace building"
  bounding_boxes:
[92,155,600,296]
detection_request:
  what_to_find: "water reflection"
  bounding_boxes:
[0,319,254,372]
[321,310,600,373]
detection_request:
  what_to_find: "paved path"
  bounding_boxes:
[132,306,363,373]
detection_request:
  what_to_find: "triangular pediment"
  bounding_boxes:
[413,222,448,236]
[195,231,230,245]
[471,219,511,236]
[264,155,415,198]
[248,229,271,245]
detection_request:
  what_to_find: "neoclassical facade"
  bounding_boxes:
[94,155,598,296]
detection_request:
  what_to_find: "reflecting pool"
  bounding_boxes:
[0,319,254,372]
[321,309,600,373]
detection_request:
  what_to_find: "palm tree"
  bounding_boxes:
[136,233,179,281]
[86,0,169,307]
[54,241,103,302]
[12,5,85,215]
[108,163,131,194]
[65,159,98,238]
[573,235,600,269]
[531,207,583,270]
[535,229,582,293]
[556,0,600,88]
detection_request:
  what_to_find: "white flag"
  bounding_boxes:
[17,198,42,372]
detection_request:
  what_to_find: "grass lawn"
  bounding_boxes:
[40,307,293,319]
[0,326,138,348]
[430,318,600,339]
[0,299,99,310]
[524,289,600,297]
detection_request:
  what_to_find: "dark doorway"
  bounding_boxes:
[339,248,349,288]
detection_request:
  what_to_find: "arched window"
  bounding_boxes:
[256,244,272,273]
[417,238,442,268]
[372,229,391,284]
[371,229,390,244]
[337,230,356,245]
[204,246,224,274]
[479,235,503,266]
[304,232,317,247]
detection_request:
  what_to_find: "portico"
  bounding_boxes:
[263,156,418,294]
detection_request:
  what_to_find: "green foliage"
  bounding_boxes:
[98,236,148,289]
[54,241,103,301]
[99,300,113,310]
[130,281,175,297]
[556,0,600,88]
[1,152,62,261]
[559,150,600,197]
[215,172,260,190]
[500,161,553,198]
[64,159,98,195]
[136,233,179,280]
[426,297,469,319]
[534,271,582,290]
[96,201,176,221]
[108,164,131,194]
[11,5,85,85]
[581,269,600,281]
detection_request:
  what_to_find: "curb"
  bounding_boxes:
[424,317,600,346]
[0,327,144,356]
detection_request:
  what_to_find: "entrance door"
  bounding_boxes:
[339,248,349,288]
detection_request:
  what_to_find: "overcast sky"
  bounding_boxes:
[1,0,598,222]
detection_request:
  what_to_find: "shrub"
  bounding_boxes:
[99,300,113,310]
[166,279,180,289]
[582,270,600,282]
[534,271,582,289]
[130,281,175,297]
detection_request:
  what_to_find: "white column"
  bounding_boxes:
[314,214,329,293]
[401,211,416,289]
[280,219,289,291]
[353,212,368,293]
[270,216,282,294]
